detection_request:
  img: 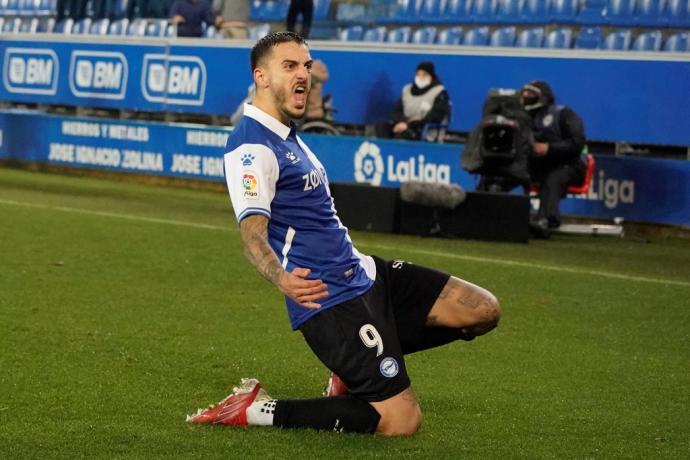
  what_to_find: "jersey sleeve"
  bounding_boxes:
[224,143,279,222]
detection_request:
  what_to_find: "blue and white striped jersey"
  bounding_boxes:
[224,104,376,329]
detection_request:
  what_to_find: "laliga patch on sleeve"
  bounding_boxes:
[242,171,259,200]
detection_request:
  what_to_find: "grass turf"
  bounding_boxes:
[1,167,689,459]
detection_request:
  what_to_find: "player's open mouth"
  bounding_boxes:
[293,85,307,107]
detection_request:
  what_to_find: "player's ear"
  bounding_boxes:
[253,67,269,89]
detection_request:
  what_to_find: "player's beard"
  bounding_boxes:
[272,83,307,120]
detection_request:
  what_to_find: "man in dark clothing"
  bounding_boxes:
[522,80,587,229]
[286,0,314,39]
[375,61,451,142]
[170,0,215,37]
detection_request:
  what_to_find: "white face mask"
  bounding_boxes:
[414,76,432,89]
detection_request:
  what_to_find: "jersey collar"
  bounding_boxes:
[243,103,292,140]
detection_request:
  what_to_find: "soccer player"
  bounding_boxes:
[187,32,501,436]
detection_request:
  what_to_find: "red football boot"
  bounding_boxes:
[323,372,350,397]
[186,378,271,425]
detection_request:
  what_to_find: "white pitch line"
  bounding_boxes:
[2,198,688,288]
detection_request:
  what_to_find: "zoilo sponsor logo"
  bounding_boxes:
[142,54,206,106]
[3,48,59,95]
[69,51,128,99]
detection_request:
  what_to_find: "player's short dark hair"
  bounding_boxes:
[250,32,308,72]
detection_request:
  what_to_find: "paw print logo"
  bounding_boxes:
[241,153,255,166]
[286,151,297,162]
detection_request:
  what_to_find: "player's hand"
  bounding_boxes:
[533,142,549,156]
[278,268,328,309]
[393,122,408,134]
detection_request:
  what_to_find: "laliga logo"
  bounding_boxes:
[142,54,206,106]
[69,51,128,99]
[354,141,451,186]
[3,48,59,95]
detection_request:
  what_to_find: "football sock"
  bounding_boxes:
[272,395,381,434]
[246,399,277,426]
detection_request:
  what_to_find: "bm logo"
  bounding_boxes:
[3,48,59,95]
[69,51,128,99]
[142,54,206,106]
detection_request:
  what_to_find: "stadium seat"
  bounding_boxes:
[18,0,38,16]
[2,0,19,15]
[362,26,386,42]
[18,16,37,33]
[631,30,662,50]
[575,26,603,48]
[436,26,464,44]
[496,0,523,23]
[52,17,73,33]
[490,26,516,46]
[335,3,367,21]
[203,25,224,39]
[551,0,579,23]
[71,18,92,34]
[566,154,595,194]
[145,19,168,37]
[470,0,498,23]
[313,0,331,20]
[664,0,689,27]
[464,26,490,45]
[412,26,437,43]
[112,0,128,19]
[577,0,607,24]
[248,23,270,40]
[127,18,147,36]
[603,29,632,50]
[387,26,411,42]
[544,27,574,48]
[443,0,471,23]
[605,0,637,25]
[250,0,289,22]
[2,16,21,32]
[635,0,666,26]
[108,18,129,35]
[338,25,364,41]
[36,0,55,16]
[164,23,175,37]
[420,0,444,22]
[89,18,109,35]
[662,31,690,51]
[35,16,54,32]
[521,0,550,22]
[516,27,545,47]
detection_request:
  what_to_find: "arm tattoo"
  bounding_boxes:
[239,215,284,286]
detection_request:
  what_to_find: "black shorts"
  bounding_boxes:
[299,256,450,402]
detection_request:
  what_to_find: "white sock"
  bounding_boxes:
[246,399,277,426]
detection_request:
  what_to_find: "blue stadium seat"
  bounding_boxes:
[664,0,689,27]
[378,0,422,24]
[631,30,662,50]
[164,23,175,37]
[469,0,498,23]
[544,27,574,48]
[464,26,490,45]
[516,27,545,47]
[521,0,550,23]
[603,29,632,49]
[36,16,54,32]
[387,26,411,42]
[127,19,147,36]
[443,0,470,23]
[490,26,516,46]
[0,17,4,30]
[338,25,364,41]
[362,26,387,42]
[577,0,607,24]
[411,26,437,43]
[605,0,637,25]
[635,0,666,26]
[1,16,19,32]
[662,31,690,51]
[400,0,425,23]
[248,23,271,40]
[53,18,73,33]
[108,18,129,35]
[71,18,91,34]
[436,26,464,44]
[250,0,289,22]
[112,0,128,19]
[496,0,523,23]
[335,3,367,21]
[314,0,331,20]
[204,25,224,39]
[145,19,168,37]
[89,18,109,35]
[18,0,39,16]
[420,0,444,22]
[18,17,37,33]
[576,26,603,48]
[36,0,55,16]
[551,0,579,23]
[3,0,19,15]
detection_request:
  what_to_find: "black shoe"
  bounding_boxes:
[547,217,561,229]
[529,217,551,239]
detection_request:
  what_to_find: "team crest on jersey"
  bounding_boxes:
[286,151,300,164]
[241,153,255,166]
[242,171,259,200]
[380,357,399,378]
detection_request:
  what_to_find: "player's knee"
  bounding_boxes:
[467,292,501,336]
[377,404,422,436]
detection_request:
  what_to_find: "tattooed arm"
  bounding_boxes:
[239,215,328,308]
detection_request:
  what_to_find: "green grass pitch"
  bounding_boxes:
[1,167,689,459]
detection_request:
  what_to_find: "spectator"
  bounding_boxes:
[304,59,329,121]
[522,80,587,230]
[56,0,86,21]
[286,0,314,39]
[213,0,249,39]
[170,0,216,37]
[374,61,451,141]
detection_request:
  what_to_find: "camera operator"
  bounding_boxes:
[522,81,587,230]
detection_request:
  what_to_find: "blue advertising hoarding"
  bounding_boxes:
[1,36,689,146]
[0,109,688,226]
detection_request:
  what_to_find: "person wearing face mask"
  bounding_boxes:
[374,62,451,141]
[522,80,587,230]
